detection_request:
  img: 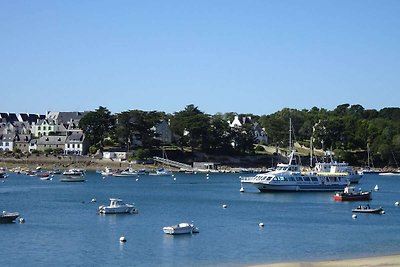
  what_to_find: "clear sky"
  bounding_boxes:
[1,0,400,116]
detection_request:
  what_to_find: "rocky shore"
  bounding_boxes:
[0,155,149,172]
[249,254,400,267]
[0,153,397,173]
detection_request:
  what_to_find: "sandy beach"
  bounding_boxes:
[249,254,400,267]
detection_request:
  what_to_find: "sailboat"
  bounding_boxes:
[379,152,400,176]
[361,144,379,175]
[149,148,173,176]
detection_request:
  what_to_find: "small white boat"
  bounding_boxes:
[62,169,85,176]
[163,222,199,235]
[101,167,115,176]
[150,168,173,176]
[98,198,138,214]
[114,168,138,177]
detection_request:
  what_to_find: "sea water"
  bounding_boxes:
[1,172,400,266]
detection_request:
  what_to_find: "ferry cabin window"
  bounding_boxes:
[311,177,318,181]
[296,177,303,181]
[289,167,297,172]
[303,177,311,182]
[289,177,296,181]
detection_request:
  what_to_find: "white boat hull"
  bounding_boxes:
[163,223,198,235]
[252,182,347,192]
[98,198,138,214]
[99,206,138,214]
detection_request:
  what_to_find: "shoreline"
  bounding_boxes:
[248,254,400,267]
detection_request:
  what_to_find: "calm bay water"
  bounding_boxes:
[1,171,400,267]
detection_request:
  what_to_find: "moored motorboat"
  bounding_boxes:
[0,211,20,223]
[101,167,115,176]
[60,176,86,182]
[49,169,62,175]
[150,168,173,176]
[98,198,138,214]
[352,205,384,214]
[163,222,199,235]
[62,169,85,176]
[334,186,372,201]
[36,172,50,178]
[113,168,138,177]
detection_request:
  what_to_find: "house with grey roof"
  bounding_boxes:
[46,111,88,125]
[14,134,31,153]
[152,120,173,144]
[36,135,67,152]
[0,113,19,123]
[31,119,58,137]
[64,133,89,155]
[0,133,15,151]
[18,113,45,124]
[0,122,16,135]
[253,122,268,144]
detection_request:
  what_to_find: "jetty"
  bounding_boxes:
[152,156,192,170]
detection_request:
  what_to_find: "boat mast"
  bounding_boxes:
[289,118,292,152]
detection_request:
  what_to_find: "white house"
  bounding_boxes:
[103,149,133,160]
[0,133,15,151]
[64,133,88,155]
[31,119,58,137]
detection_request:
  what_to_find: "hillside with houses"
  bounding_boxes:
[0,109,269,163]
[2,104,400,169]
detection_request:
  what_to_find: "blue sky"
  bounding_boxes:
[1,0,400,115]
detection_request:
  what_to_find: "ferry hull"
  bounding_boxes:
[254,183,347,192]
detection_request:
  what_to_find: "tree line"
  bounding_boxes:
[78,104,400,167]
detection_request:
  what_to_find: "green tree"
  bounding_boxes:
[170,104,210,151]
[79,106,115,148]
[115,110,165,149]
[208,114,232,152]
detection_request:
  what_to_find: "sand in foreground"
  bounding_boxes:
[249,254,400,267]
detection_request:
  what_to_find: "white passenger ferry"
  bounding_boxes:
[241,151,362,192]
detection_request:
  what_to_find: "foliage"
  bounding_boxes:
[78,106,115,148]
[260,104,400,167]
[114,110,166,149]
[77,104,400,167]
[89,146,98,155]
[134,148,150,160]
[170,104,210,151]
